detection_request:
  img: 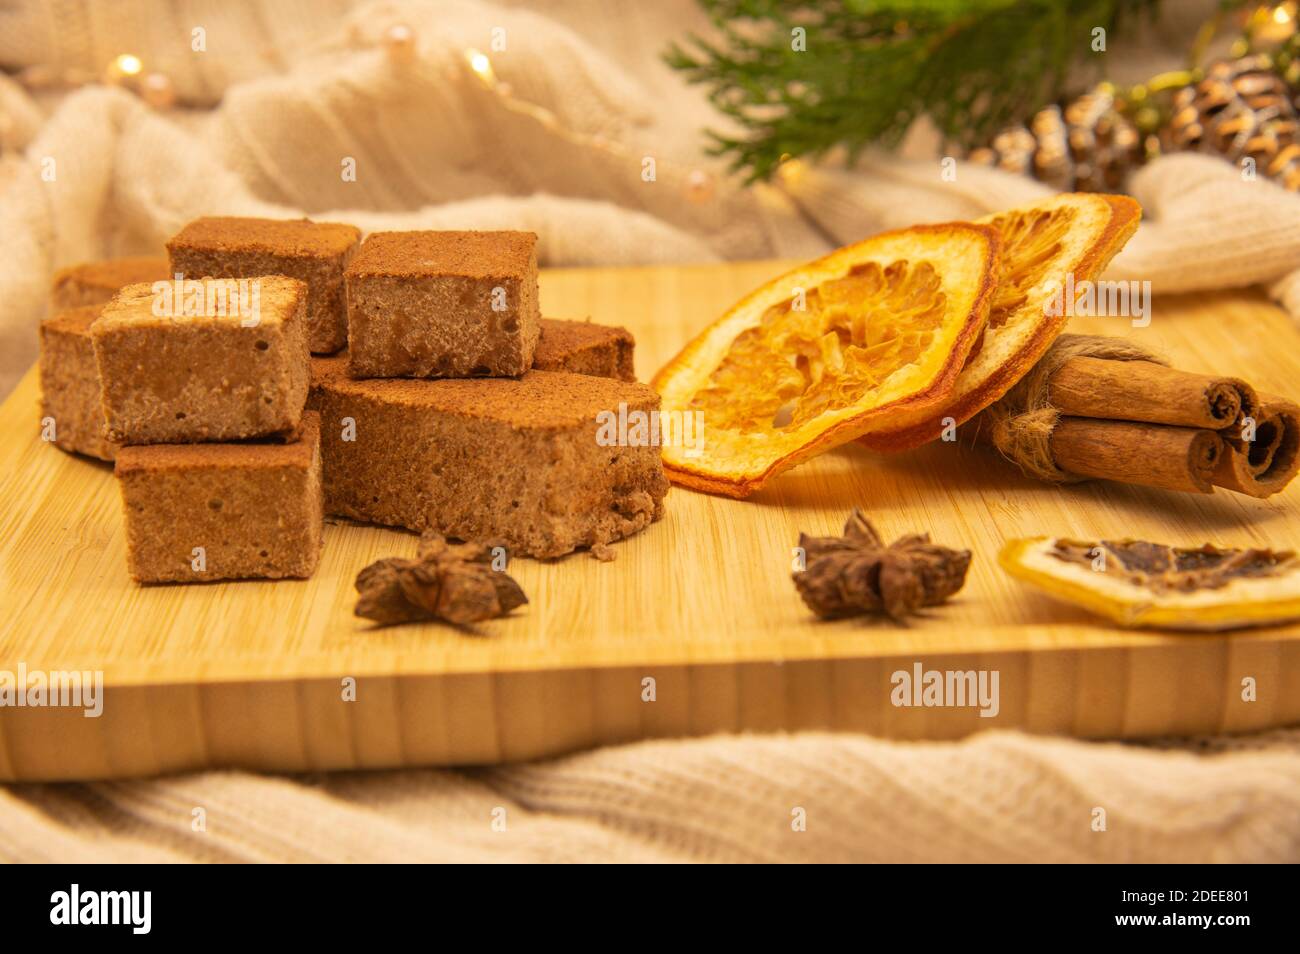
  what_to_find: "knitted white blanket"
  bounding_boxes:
[2,0,1299,862]
[3,730,1299,863]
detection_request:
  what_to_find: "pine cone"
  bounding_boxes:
[1167,53,1300,190]
[1063,89,1143,192]
[968,86,1142,193]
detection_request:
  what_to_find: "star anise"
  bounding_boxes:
[355,533,528,626]
[792,509,971,621]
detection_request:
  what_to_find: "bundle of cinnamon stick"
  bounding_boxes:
[979,335,1300,498]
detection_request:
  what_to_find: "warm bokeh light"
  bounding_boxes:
[466,49,493,82]
[113,53,142,76]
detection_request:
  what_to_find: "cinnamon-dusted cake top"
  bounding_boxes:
[168,217,361,258]
[42,304,106,336]
[93,276,306,332]
[50,256,170,294]
[115,414,319,474]
[345,230,537,280]
[311,354,656,429]
[534,318,632,357]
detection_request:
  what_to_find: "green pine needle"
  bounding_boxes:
[665,0,1161,181]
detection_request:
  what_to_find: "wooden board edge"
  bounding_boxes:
[3,643,1296,781]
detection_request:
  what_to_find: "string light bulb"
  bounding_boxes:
[776,155,804,187]
[466,49,494,83]
[139,72,176,109]
[105,53,143,85]
[685,169,714,204]
[1250,1,1298,47]
[384,23,416,60]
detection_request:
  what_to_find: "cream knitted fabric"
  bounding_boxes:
[775,154,1300,297]
[3,730,1299,863]
[0,0,358,105]
[3,0,1300,863]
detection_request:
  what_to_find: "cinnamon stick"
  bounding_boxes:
[1048,357,1257,430]
[1212,395,1300,497]
[1049,417,1224,494]
[980,335,1296,497]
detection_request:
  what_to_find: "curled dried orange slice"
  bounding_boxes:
[999,537,1300,631]
[859,193,1141,452]
[652,224,1000,497]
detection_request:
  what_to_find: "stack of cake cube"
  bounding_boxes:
[38,217,668,584]
[40,257,170,461]
[314,227,668,560]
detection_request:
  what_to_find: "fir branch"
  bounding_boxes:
[666,0,1161,181]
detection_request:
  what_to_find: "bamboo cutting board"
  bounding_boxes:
[1,262,1298,781]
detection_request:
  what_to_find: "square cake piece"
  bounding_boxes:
[167,216,360,354]
[92,276,309,445]
[115,413,323,583]
[40,305,117,460]
[309,355,667,558]
[49,256,170,312]
[344,230,540,378]
[533,318,636,381]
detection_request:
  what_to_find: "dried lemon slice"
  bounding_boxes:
[859,193,1141,451]
[653,223,1000,497]
[999,536,1300,631]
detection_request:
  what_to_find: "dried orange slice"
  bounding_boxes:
[859,193,1141,452]
[999,536,1300,631]
[652,223,1000,497]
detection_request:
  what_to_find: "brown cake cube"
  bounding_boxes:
[92,276,309,445]
[533,318,636,381]
[344,230,540,378]
[49,256,170,312]
[167,217,360,354]
[39,305,118,461]
[115,413,323,583]
[309,355,667,558]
